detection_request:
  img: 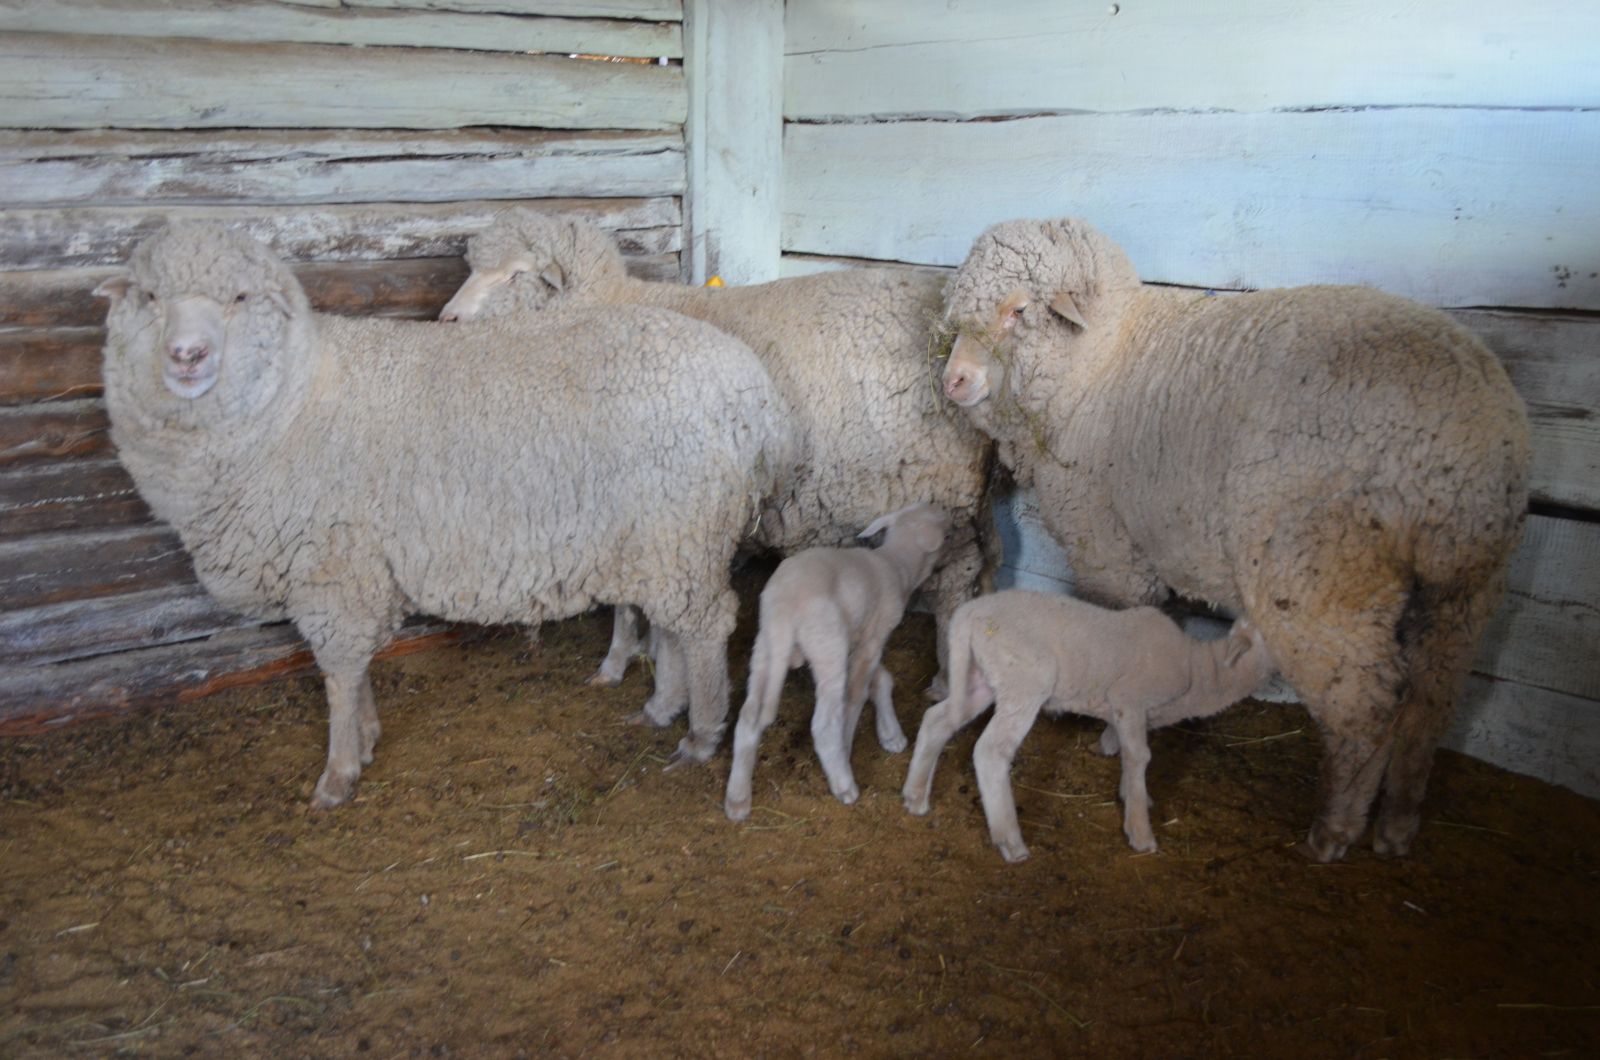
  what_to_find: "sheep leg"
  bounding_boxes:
[674,631,734,765]
[869,665,907,753]
[1111,710,1157,852]
[902,668,995,816]
[809,638,860,806]
[1373,582,1500,856]
[973,692,1048,863]
[921,531,986,699]
[632,627,687,727]
[840,641,889,757]
[313,663,375,810]
[1097,725,1120,757]
[356,674,380,766]
[589,605,644,687]
[724,628,787,822]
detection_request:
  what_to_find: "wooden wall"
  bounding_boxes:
[0,0,687,733]
[781,0,1600,796]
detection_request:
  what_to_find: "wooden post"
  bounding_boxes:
[682,0,782,285]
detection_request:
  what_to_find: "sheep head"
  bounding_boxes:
[940,218,1139,410]
[440,209,626,322]
[860,502,953,587]
[97,222,314,429]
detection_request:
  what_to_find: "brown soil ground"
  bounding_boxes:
[3,572,1599,1058]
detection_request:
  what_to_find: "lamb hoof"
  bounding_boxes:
[879,732,908,754]
[832,783,860,806]
[724,796,751,822]
[996,840,1031,864]
[1097,726,1120,757]
[311,768,358,810]
[1300,823,1351,863]
[903,793,931,817]
[1125,833,1158,854]
[1372,815,1419,857]
[669,732,719,767]
[586,669,623,688]
[359,722,381,766]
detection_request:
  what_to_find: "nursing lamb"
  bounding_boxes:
[940,216,1531,861]
[903,590,1273,862]
[97,223,797,805]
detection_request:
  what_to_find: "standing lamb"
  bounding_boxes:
[96,223,798,805]
[903,590,1274,862]
[723,502,952,821]
[939,217,1531,861]
[438,210,992,694]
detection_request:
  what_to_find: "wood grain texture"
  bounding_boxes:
[0,399,111,467]
[0,198,682,270]
[0,458,150,537]
[0,620,459,737]
[782,109,1600,311]
[341,0,681,18]
[0,0,683,58]
[785,0,1600,120]
[0,524,194,611]
[0,32,684,131]
[0,583,245,667]
[0,129,686,207]
[0,327,102,405]
[1446,675,1600,799]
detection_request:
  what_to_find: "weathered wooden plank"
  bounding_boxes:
[782,109,1600,311]
[1,252,679,328]
[0,583,246,667]
[683,0,782,284]
[0,327,101,405]
[1453,310,1600,512]
[0,129,686,207]
[0,32,684,131]
[0,0,682,58]
[0,620,460,737]
[0,198,681,270]
[0,399,111,467]
[1446,675,1600,799]
[995,492,1599,702]
[0,524,194,611]
[0,458,149,537]
[342,0,681,19]
[785,0,1600,120]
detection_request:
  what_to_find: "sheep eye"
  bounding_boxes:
[234,292,248,303]
[145,291,157,303]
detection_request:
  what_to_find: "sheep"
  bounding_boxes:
[723,502,952,821]
[438,210,993,695]
[939,216,1532,861]
[95,222,799,807]
[903,590,1273,861]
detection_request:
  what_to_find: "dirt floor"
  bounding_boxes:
[3,573,1599,1058]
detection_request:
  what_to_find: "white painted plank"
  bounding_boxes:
[0,0,682,58]
[1453,310,1600,512]
[783,109,1600,311]
[0,129,685,207]
[0,32,684,130]
[683,0,782,284]
[1446,676,1600,799]
[785,0,1600,120]
[342,0,681,19]
[0,198,681,268]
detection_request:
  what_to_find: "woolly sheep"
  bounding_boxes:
[903,590,1273,862]
[723,503,952,821]
[940,217,1531,861]
[96,223,798,806]
[439,210,993,693]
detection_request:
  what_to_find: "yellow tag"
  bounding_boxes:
[705,275,725,287]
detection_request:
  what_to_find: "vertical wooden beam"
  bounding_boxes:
[682,0,782,285]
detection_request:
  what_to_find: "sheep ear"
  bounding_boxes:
[1048,290,1088,330]
[858,514,891,541]
[93,275,132,305]
[265,288,294,316]
[540,263,566,292]
[1223,622,1253,666]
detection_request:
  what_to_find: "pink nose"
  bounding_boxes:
[944,369,969,398]
[439,310,460,323]
[170,341,210,367]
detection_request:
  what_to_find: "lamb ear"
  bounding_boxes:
[1223,622,1254,666]
[93,275,132,305]
[1048,290,1088,330]
[265,288,294,316]
[858,514,891,541]
[540,263,566,292]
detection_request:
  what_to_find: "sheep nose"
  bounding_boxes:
[943,368,969,398]
[439,309,460,323]
[170,340,210,366]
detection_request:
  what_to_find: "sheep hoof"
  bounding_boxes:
[996,839,1031,864]
[311,769,357,810]
[1097,727,1120,757]
[903,793,931,817]
[879,732,908,754]
[359,721,381,766]
[1126,833,1158,854]
[1300,823,1351,863]
[587,669,623,688]
[724,797,751,822]
[668,733,719,768]
[1372,815,1419,857]
[832,782,860,806]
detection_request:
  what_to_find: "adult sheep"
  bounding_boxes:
[939,216,1530,861]
[96,222,798,805]
[438,210,993,693]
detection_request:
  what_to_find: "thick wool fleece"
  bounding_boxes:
[102,222,798,804]
[941,216,1531,862]
[449,210,995,673]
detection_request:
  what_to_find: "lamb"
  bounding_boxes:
[723,503,951,821]
[903,590,1273,862]
[95,222,798,806]
[438,210,993,694]
[939,216,1532,861]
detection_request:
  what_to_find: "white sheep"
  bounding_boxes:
[438,210,993,695]
[96,222,798,806]
[903,590,1274,862]
[723,502,952,821]
[940,217,1532,861]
